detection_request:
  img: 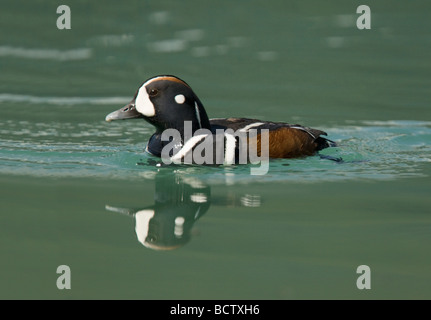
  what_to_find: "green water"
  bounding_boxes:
[1,0,431,299]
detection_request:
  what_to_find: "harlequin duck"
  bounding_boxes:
[105,75,336,164]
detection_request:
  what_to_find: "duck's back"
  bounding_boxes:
[209,117,335,158]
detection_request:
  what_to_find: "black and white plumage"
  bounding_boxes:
[105,75,336,164]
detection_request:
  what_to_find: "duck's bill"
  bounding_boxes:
[105,101,144,122]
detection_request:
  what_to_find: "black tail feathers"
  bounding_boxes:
[316,137,337,151]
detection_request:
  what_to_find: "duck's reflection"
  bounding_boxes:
[105,171,261,251]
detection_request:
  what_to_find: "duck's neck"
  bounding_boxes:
[190,99,211,131]
[147,120,212,158]
[146,100,212,157]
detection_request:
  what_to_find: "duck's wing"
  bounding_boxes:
[209,118,336,157]
[210,118,324,135]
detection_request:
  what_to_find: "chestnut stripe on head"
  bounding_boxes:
[143,76,191,88]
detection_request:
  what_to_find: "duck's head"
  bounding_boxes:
[105,75,211,133]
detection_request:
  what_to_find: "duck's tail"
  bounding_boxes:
[315,136,337,151]
[315,137,342,162]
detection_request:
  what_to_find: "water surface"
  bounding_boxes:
[1,0,431,299]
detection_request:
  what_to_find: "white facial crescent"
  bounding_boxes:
[135,84,156,117]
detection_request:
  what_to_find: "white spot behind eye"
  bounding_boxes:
[175,94,185,104]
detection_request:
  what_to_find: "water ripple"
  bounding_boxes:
[0,120,429,183]
[0,94,130,105]
[0,46,91,61]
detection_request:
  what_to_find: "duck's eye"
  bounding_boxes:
[149,88,159,97]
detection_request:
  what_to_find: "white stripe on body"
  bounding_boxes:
[170,134,208,162]
[239,122,264,132]
[224,133,237,165]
